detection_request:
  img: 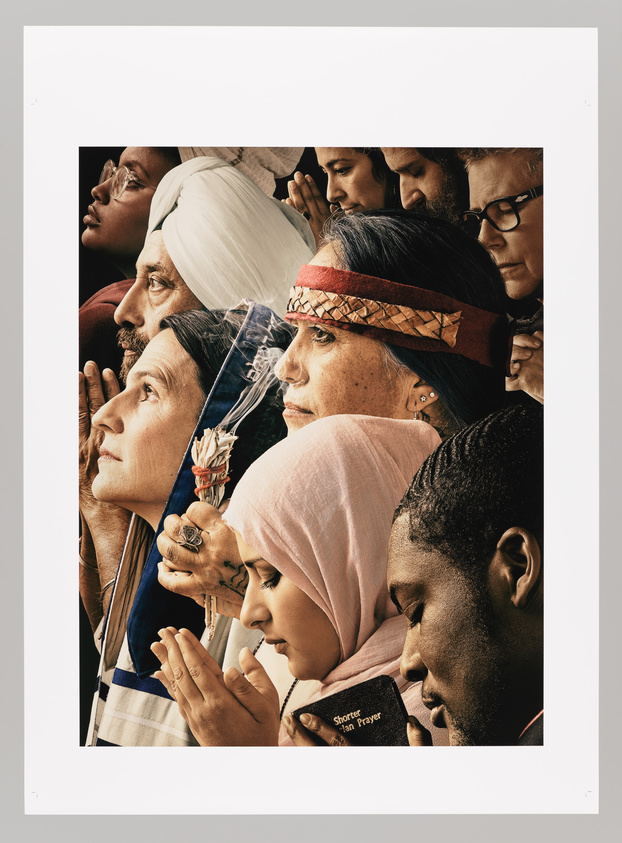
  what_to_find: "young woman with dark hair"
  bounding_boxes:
[284,147,401,248]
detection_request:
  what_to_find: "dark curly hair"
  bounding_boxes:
[394,403,543,588]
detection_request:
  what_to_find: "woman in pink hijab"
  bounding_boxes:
[151,413,448,746]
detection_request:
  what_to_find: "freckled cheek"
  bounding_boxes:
[315,370,372,415]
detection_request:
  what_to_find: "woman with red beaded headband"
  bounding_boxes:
[278,208,513,441]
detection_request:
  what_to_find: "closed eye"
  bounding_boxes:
[261,570,282,590]
[406,602,423,628]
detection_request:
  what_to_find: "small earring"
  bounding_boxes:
[413,410,419,421]
[420,395,427,403]
[429,392,435,398]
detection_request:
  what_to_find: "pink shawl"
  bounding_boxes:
[223,414,448,745]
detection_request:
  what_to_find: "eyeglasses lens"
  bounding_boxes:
[98,160,116,186]
[109,166,129,199]
[463,213,482,238]
[487,200,519,232]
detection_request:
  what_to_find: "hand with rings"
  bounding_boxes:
[157,500,246,618]
[176,524,203,553]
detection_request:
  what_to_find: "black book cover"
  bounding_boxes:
[293,675,410,747]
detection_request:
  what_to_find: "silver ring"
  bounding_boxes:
[176,524,203,553]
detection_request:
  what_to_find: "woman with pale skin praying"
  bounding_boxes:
[284,148,401,248]
[151,414,449,746]
[86,306,291,747]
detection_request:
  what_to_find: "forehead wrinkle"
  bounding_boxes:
[388,150,423,172]
[127,366,172,390]
[468,158,538,209]
[469,180,506,210]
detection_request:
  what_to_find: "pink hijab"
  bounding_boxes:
[223,414,448,745]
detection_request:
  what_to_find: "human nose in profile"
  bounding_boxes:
[400,179,424,211]
[92,391,124,435]
[478,217,506,251]
[114,280,146,328]
[274,340,306,386]
[400,628,427,683]
[325,173,345,205]
[91,175,112,205]
[239,577,270,631]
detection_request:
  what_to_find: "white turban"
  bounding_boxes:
[178,147,304,196]
[147,156,314,316]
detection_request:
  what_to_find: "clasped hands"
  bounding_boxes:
[151,630,433,748]
[151,628,280,746]
[283,171,336,249]
[79,361,131,628]
[506,331,543,405]
[157,501,246,618]
[79,360,122,515]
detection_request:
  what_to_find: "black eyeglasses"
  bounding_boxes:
[462,184,543,238]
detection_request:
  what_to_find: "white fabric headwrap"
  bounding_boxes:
[147,157,314,316]
[178,147,304,196]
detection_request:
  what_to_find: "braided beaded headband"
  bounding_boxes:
[286,264,512,371]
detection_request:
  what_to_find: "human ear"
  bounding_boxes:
[494,527,542,610]
[405,379,439,415]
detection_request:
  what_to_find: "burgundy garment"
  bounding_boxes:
[79,279,134,374]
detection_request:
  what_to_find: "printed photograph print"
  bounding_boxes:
[79,145,544,749]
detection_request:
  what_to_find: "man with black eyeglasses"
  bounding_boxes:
[458,148,544,405]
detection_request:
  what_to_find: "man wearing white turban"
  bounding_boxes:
[178,146,304,197]
[148,156,314,313]
[114,155,314,379]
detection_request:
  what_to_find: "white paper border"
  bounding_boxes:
[24,25,598,815]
